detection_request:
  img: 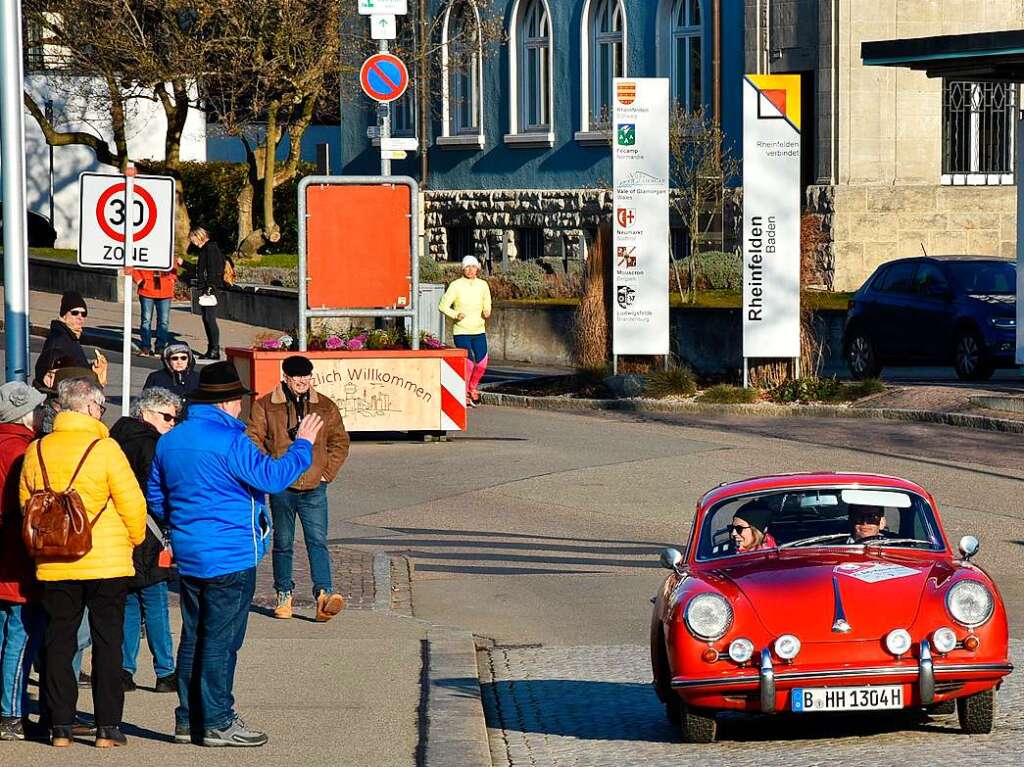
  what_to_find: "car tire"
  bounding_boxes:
[954,330,994,381]
[927,699,957,716]
[846,332,881,380]
[665,693,682,728]
[681,705,718,743]
[957,688,995,734]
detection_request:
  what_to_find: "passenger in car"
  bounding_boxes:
[846,504,898,543]
[729,505,777,553]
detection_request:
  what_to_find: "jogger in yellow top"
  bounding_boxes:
[439,256,492,406]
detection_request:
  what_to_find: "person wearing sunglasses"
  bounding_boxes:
[109,387,182,700]
[143,343,200,399]
[729,503,776,553]
[845,504,898,544]
[34,292,108,389]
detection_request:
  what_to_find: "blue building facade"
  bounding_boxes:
[235,1,745,263]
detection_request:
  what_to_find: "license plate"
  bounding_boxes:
[791,685,903,712]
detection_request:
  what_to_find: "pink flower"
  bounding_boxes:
[325,336,344,350]
[260,339,281,350]
[346,338,365,350]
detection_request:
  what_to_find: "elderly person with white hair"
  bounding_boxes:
[439,255,492,407]
[110,388,182,696]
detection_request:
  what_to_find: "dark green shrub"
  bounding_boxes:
[697,250,742,290]
[490,261,547,299]
[768,377,886,404]
[419,255,445,284]
[645,366,698,398]
[697,384,759,404]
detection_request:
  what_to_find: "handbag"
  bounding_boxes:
[198,292,218,307]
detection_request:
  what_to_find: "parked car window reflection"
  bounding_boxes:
[913,263,950,295]
[945,261,1016,294]
[878,261,918,293]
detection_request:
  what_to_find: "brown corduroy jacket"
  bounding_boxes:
[246,384,349,491]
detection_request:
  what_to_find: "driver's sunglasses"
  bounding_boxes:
[168,354,189,362]
[852,513,883,523]
[727,524,752,534]
[68,309,87,317]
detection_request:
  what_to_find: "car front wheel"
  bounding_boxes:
[957,688,995,734]
[846,333,881,380]
[954,330,994,381]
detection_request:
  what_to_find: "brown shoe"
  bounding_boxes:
[273,591,293,619]
[51,725,74,747]
[315,591,345,622]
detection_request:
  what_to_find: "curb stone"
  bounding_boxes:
[479,391,1024,435]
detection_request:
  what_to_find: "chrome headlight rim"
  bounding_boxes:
[683,593,734,641]
[885,628,912,656]
[946,580,995,628]
[773,633,801,660]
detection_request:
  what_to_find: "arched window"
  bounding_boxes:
[441,0,483,142]
[581,0,626,134]
[507,0,553,141]
[669,0,702,111]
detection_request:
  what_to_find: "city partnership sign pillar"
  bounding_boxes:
[612,77,670,369]
[742,75,801,386]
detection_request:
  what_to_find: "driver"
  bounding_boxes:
[846,504,898,543]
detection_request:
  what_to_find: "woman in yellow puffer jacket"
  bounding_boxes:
[18,380,146,748]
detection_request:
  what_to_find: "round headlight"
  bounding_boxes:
[728,638,755,664]
[774,634,801,660]
[684,593,733,641]
[946,581,994,627]
[885,628,912,656]
[932,627,957,654]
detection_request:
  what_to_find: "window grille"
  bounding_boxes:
[942,80,1016,185]
[516,228,545,260]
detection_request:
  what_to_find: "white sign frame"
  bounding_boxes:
[742,75,801,378]
[371,14,397,39]
[358,0,407,15]
[77,172,176,270]
[612,78,670,359]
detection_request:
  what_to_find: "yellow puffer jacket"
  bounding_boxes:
[19,411,146,581]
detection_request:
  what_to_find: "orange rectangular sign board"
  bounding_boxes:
[305,183,412,309]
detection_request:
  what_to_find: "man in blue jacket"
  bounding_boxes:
[147,362,323,747]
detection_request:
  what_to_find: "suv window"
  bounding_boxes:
[878,262,918,293]
[913,263,950,296]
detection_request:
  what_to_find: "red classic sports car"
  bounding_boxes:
[650,472,1013,743]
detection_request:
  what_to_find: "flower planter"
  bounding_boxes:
[227,347,469,434]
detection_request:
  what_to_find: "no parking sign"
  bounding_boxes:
[78,172,175,270]
[359,52,409,103]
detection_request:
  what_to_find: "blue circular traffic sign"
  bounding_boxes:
[360,53,409,103]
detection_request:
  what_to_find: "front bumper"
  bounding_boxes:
[670,640,1013,713]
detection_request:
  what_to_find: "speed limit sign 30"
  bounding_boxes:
[78,172,176,269]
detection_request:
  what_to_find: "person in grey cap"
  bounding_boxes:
[0,382,46,741]
[143,343,200,399]
[246,355,349,622]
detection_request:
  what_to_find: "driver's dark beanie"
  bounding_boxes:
[735,505,773,535]
[59,291,87,317]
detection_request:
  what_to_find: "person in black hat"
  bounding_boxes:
[729,503,776,553]
[35,291,107,388]
[247,355,349,622]
[147,361,324,747]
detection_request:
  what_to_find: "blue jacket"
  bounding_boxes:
[147,404,312,579]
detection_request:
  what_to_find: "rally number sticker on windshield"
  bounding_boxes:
[834,563,919,583]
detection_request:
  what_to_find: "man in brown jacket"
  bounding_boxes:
[246,355,349,622]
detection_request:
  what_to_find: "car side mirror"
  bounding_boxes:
[660,547,684,573]
[958,535,980,561]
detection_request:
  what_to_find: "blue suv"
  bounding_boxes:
[843,257,1016,381]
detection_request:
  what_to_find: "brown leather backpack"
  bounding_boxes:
[22,439,103,559]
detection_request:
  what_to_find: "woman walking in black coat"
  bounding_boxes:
[190,227,227,360]
[109,387,182,693]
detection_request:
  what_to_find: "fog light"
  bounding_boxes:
[932,627,957,654]
[774,634,801,660]
[728,638,755,664]
[964,635,981,651]
[701,647,720,663]
[885,628,912,656]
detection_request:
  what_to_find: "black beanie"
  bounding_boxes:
[281,355,313,377]
[735,503,773,535]
[59,291,87,317]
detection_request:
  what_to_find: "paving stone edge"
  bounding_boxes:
[479,391,1024,434]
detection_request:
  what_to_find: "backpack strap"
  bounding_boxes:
[35,440,52,492]
[65,439,102,492]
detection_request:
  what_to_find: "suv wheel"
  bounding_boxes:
[846,333,881,380]
[954,330,994,381]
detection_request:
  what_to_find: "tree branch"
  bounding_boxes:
[23,91,116,167]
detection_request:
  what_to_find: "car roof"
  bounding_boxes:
[877,256,1014,267]
[699,472,931,509]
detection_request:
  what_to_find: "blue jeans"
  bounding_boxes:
[139,296,171,351]
[122,582,175,678]
[175,568,255,731]
[270,483,332,598]
[72,610,90,680]
[0,603,41,718]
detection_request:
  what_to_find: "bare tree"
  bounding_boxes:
[668,104,740,301]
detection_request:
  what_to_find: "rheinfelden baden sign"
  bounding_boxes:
[742,75,801,362]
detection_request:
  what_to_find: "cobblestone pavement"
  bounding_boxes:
[251,544,376,610]
[480,640,1024,767]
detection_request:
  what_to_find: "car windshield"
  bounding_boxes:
[696,486,946,560]
[944,261,1016,295]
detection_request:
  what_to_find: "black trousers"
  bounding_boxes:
[201,299,220,351]
[41,578,128,728]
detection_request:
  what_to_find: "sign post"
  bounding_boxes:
[741,75,801,386]
[611,78,670,372]
[359,1,410,177]
[78,170,175,414]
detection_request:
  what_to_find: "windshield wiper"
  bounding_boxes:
[779,533,850,549]
[863,538,932,548]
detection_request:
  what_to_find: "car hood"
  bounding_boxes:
[708,552,950,642]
